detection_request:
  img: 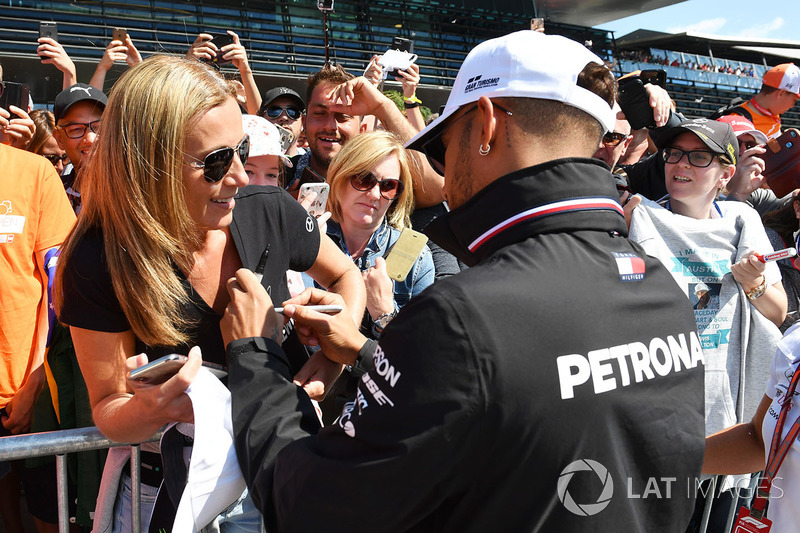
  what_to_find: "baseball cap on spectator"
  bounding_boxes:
[242,114,293,167]
[259,87,305,113]
[54,83,107,123]
[407,30,615,151]
[762,63,800,95]
[715,115,768,145]
[658,118,739,165]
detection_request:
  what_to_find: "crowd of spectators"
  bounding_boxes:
[620,49,760,78]
[0,23,800,533]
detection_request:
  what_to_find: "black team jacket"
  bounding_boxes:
[228,158,705,532]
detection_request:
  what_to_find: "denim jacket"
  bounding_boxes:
[326,220,434,337]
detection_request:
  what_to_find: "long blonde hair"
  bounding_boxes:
[326,131,418,230]
[55,55,237,346]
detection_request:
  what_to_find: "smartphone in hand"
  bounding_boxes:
[384,228,429,281]
[298,182,330,218]
[39,21,58,42]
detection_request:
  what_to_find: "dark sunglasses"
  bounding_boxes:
[185,135,250,183]
[419,101,513,176]
[350,172,405,201]
[43,153,69,165]
[602,131,629,147]
[265,105,302,120]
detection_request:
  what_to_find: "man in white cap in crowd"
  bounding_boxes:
[725,63,800,140]
[223,30,705,531]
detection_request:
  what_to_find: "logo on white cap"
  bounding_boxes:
[70,86,93,97]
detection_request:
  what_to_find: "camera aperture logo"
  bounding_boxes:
[557,459,614,516]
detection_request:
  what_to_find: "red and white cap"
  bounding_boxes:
[762,63,800,95]
[406,30,615,151]
[715,115,768,145]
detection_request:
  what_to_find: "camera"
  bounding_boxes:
[380,37,416,78]
[317,0,334,12]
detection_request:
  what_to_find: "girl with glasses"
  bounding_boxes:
[628,118,787,530]
[54,55,364,533]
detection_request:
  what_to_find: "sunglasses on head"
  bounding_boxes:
[350,172,404,200]
[602,131,628,147]
[264,105,302,120]
[185,135,250,183]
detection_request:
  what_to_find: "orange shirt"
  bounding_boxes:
[739,99,782,140]
[0,144,75,407]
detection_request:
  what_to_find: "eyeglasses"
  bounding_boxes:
[264,105,302,120]
[419,101,513,176]
[57,119,102,139]
[185,135,250,183]
[350,172,405,200]
[43,153,69,166]
[662,147,719,168]
[602,131,629,147]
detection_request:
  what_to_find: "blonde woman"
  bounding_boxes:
[325,131,434,338]
[55,55,364,532]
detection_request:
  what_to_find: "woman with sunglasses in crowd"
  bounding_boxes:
[26,109,69,174]
[628,117,786,530]
[54,55,364,532]
[323,131,434,340]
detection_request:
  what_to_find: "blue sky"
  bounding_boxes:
[598,0,800,42]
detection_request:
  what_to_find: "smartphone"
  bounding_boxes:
[386,37,414,78]
[127,354,228,384]
[617,74,655,130]
[764,129,800,197]
[275,124,295,153]
[207,34,235,65]
[384,228,429,282]
[530,18,545,32]
[112,27,127,43]
[39,21,58,42]
[127,354,187,385]
[0,82,30,120]
[298,183,330,217]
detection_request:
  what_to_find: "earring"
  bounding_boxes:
[478,144,491,156]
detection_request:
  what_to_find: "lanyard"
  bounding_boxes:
[751,363,800,519]
[664,199,722,218]
[749,98,779,120]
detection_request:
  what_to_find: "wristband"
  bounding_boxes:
[403,101,420,109]
[404,94,422,105]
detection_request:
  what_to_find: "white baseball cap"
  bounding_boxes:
[242,115,292,167]
[407,30,615,151]
[762,63,800,95]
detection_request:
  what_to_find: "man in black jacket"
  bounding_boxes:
[223,30,705,532]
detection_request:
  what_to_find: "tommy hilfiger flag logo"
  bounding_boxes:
[613,252,645,282]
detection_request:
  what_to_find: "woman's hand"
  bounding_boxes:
[396,63,420,99]
[221,31,251,74]
[363,257,395,320]
[293,350,344,401]
[731,251,767,292]
[126,346,203,426]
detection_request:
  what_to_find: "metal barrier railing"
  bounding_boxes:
[0,427,161,533]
